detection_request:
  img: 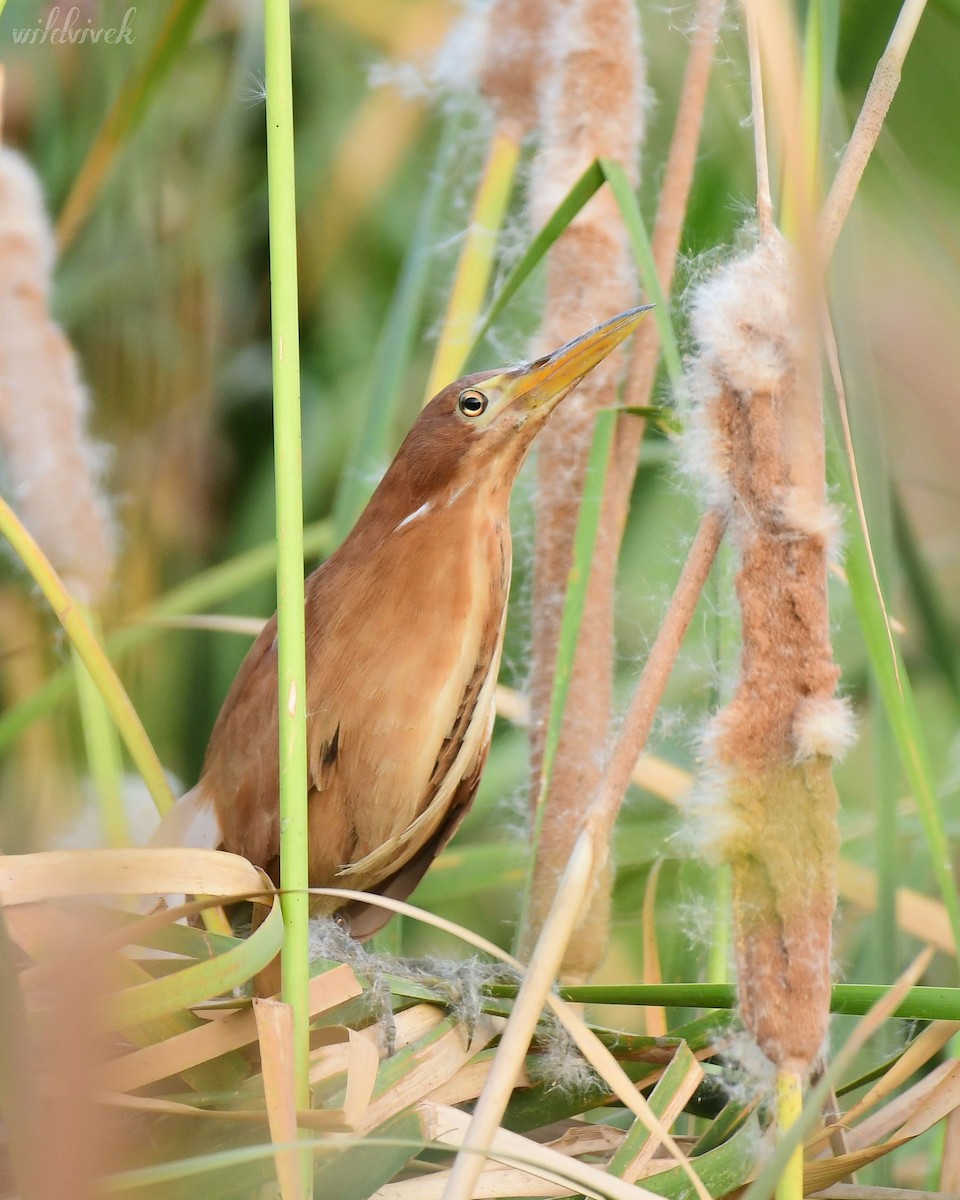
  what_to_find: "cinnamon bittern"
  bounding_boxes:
[154,307,647,937]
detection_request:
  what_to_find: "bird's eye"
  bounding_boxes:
[457,388,488,418]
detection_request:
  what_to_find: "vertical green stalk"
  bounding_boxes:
[264,0,311,1136]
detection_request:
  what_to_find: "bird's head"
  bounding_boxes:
[381,306,651,513]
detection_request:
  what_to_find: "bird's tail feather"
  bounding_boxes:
[149,784,222,851]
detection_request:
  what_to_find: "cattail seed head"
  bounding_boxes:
[0,148,116,604]
[681,229,850,1072]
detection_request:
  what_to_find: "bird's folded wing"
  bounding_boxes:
[337,606,505,881]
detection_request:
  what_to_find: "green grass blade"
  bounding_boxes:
[599,157,684,392]
[485,981,960,1021]
[103,897,285,1029]
[515,409,617,940]
[264,0,311,1123]
[465,160,606,362]
[842,494,960,963]
[892,487,960,709]
[606,1042,701,1179]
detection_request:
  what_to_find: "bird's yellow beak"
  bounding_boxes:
[485,305,652,420]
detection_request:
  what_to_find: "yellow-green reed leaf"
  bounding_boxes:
[87,903,239,959]
[109,954,250,1094]
[465,160,606,362]
[599,157,684,392]
[0,495,176,816]
[424,125,521,402]
[0,519,333,757]
[103,894,283,1029]
[57,0,208,250]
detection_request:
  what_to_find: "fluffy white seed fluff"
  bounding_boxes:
[776,486,844,560]
[689,232,803,399]
[677,359,734,510]
[792,695,857,762]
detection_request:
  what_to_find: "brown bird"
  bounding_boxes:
[153,307,647,937]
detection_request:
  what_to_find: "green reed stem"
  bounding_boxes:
[264,0,311,1132]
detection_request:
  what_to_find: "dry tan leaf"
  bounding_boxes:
[545,1125,626,1157]
[844,1060,957,1152]
[358,1014,500,1134]
[305,1024,380,1130]
[896,1060,960,1139]
[941,1105,960,1191]
[424,1045,523,1108]
[376,1164,574,1198]
[843,1023,960,1128]
[837,858,956,955]
[0,848,265,904]
[390,1002,449,1049]
[803,1138,911,1190]
[421,1102,666,1200]
[254,997,305,1200]
[101,964,360,1092]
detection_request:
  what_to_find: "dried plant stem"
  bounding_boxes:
[819,0,929,260]
[591,509,726,837]
[744,2,774,235]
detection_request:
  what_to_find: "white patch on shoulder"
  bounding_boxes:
[394,501,431,532]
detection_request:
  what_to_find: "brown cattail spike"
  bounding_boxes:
[522,0,647,981]
[685,232,852,1072]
